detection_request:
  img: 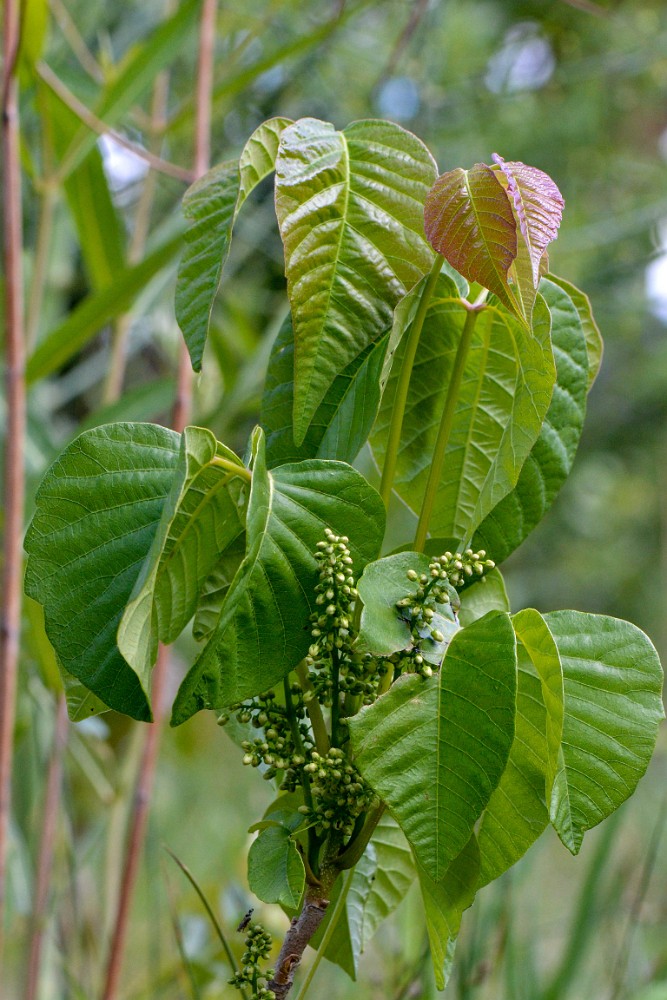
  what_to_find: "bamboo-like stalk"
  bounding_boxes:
[0,0,26,971]
[101,646,169,1000]
[172,0,218,434]
[24,696,70,1000]
[101,5,217,997]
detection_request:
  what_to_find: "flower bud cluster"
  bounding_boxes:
[299,748,377,839]
[228,922,275,999]
[219,688,312,791]
[431,548,495,589]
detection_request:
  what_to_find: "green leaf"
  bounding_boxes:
[175,118,291,371]
[275,117,438,443]
[458,567,510,626]
[473,278,588,563]
[371,281,556,542]
[548,273,603,389]
[58,661,112,721]
[247,825,305,909]
[27,234,182,384]
[418,834,480,991]
[192,533,246,643]
[356,551,458,660]
[171,428,385,724]
[350,611,517,880]
[424,164,521,320]
[117,427,247,690]
[261,315,387,467]
[544,611,664,854]
[18,0,49,75]
[24,423,181,720]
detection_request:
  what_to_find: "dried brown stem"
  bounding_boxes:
[37,62,194,183]
[267,889,330,1000]
[24,695,69,1000]
[172,0,217,433]
[0,0,26,970]
[101,645,168,1000]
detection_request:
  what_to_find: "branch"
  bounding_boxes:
[267,889,330,1000]
[0,0,26,970]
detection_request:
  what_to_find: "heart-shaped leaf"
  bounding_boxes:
[24,423,181,720]
[118,427,248,688]
[275,117,437,444]
[175,117,292,370]
[473,278,588,563]
[171,428,385,724]
[371,277,556,543]
[350,611,517,880]
[544,611,664,855]
[424,163,519,319]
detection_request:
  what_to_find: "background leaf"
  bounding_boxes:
[424,164,520,319]
[545,610,664,854]
[171,429,385,724]
[350,611,517,880]
[275,117,437,443]
[371,278,556,543]
[24,423,181,720]
[472,278,588,563]
[118,427,247,688]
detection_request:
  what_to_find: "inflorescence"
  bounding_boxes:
[229,922,275,1000]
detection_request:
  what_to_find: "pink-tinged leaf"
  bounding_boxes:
[424,164,519,315]
[492,154,564,286]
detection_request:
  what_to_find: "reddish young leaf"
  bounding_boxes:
[492,154,564,286]
[424,164,518,314]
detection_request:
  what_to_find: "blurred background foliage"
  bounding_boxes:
[4,0,667,996]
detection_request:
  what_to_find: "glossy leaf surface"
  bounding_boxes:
[275,117,437,443]
[424,164,519,318]
[118,427,247,688]
[24,423,181,720]
[171,429,385,724]
[473,278,588,562]
[371,277,556,543]
[176,118,291,370]
[545,611,664,854]
[262,315,387,467]
[350,612,517,880]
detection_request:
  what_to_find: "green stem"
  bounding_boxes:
[335,803,385,871]
[292,871,354,1000]
[283,679,313,813]
[211,455,252,483]
[413,302,483,553]
[379,255,443,510]
[330,646,341,748]
[295,661,329,756]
